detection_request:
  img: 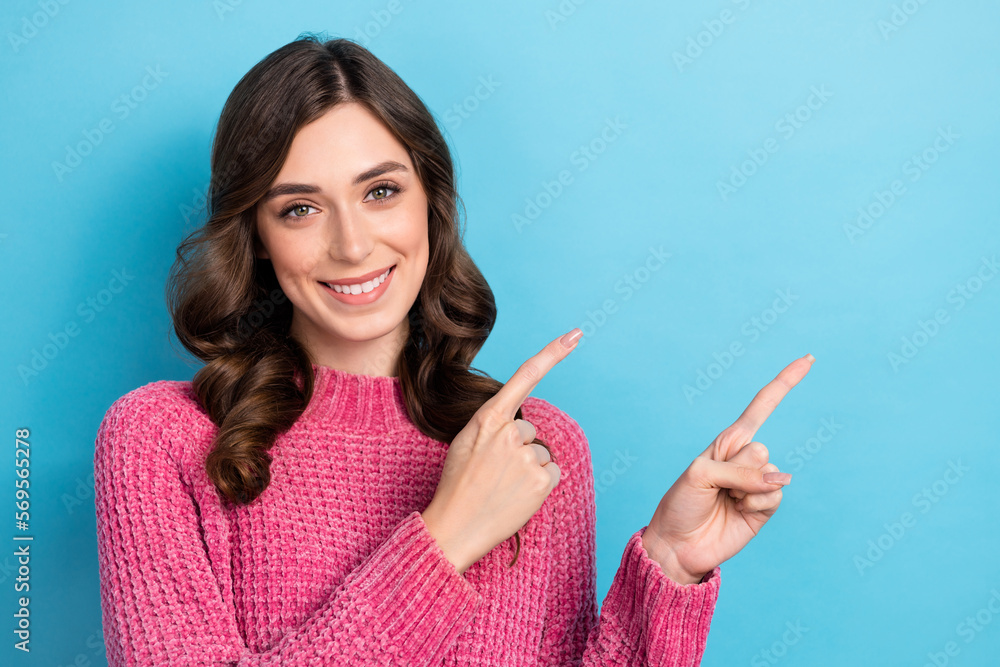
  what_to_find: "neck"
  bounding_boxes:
[291,313,411,377]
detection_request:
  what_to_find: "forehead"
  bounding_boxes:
[277,102,410,182]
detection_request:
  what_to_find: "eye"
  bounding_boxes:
[365,180,403,205]
[278,202,318,219]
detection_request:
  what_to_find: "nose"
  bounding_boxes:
[325,205,374,264]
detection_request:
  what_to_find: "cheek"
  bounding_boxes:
[398,200,430,258]
[297,252,319,275]
[268,234,320,285]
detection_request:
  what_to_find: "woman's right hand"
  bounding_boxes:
[420,328,583,575]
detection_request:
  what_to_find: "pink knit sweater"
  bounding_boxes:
[93,363,720,666]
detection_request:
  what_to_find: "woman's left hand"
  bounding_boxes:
[641,354,815,584]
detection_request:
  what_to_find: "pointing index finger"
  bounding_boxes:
[730,354,815,440]
[486,328,582,421]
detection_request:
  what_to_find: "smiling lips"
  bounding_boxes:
[319,265,395,303]
[322,266,393,294]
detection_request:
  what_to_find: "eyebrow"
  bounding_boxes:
[260,160,409,203]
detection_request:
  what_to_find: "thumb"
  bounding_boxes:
[689,456,792,493]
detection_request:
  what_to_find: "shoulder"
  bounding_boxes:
[99,379,209,431]
[95,379,213,460]
[520,397,597,520]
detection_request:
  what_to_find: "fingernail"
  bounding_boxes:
[559,328,582,348]
[763,472,792,485]
[804,354,815,363]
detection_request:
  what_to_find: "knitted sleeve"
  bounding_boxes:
[93,385,483,666]
[525,398,721,667]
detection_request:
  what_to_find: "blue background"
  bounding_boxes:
[3,0,998,664]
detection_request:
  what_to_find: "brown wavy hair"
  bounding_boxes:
[166,33,553,567]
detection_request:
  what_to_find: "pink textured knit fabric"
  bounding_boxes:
[94,363,720,666]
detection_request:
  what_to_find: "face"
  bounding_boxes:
[254,102,430,376]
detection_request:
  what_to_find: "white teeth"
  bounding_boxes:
[326,267,391,294]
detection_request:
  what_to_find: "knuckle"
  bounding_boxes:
[498,419,518,436]
[519,445,539,465]
[723,425,748,445]
[685,457,710,485]
[750,442,769,460]
[687,456,705,477]
[548,462,562,485]
[479,406,507,430]
[531,468,551,494]
[519,360,541,385]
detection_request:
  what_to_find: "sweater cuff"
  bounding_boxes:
[600,526,720,665]
[365,511,484,661]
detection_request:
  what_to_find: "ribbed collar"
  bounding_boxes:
[300,363,413,432]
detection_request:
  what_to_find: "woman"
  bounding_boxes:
[93,34,812,666]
